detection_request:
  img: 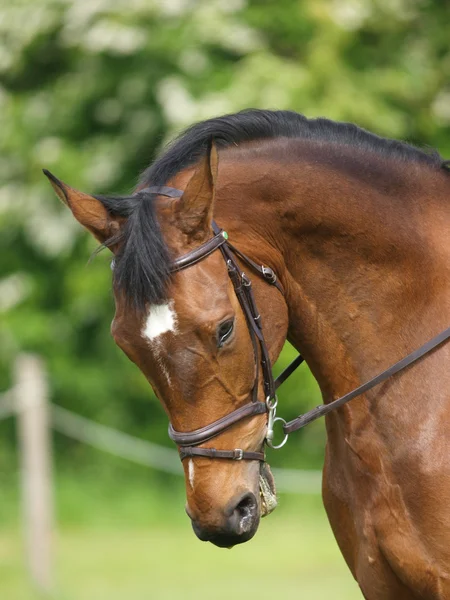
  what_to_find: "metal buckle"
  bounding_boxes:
[262,266,277,284]
[242,273,251,287]
[233,449,244,460]
[226,259,236,272]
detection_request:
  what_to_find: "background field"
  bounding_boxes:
[1,472,362,600]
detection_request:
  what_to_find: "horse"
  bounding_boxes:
[45,109,450,599]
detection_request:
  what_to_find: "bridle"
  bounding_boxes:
[140,185,450,463]
[170,221,291,463]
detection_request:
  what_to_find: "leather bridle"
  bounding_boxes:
[139,185,450,463]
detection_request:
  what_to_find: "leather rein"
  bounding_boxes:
[142,185,450,463]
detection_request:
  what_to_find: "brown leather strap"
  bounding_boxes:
[275,354,304,390]
[171,230,228,272]
[140,186,184,198]
[179,447,265,461]
[168,401,267,446]
[221,246,263,402]
[284,324,450,434]
[226,241,284,295]
[216,231,278,402]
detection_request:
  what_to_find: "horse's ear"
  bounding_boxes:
[177,141,218,239]
[43,170,121,245]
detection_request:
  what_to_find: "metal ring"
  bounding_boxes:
[265,416,288,449]
[266,395,278,410]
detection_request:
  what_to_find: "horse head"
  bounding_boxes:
[44,143,288,547]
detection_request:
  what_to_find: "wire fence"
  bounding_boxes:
[52,405,182,475]
[1,380,322,494]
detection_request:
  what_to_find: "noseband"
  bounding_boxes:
[141,185,450,464]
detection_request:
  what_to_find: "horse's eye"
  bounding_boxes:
[217,319,235,348]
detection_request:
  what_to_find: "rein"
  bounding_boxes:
[143,185,450,462]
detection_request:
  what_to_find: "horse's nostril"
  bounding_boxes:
[231,492,257,534]
[236,493,256,516]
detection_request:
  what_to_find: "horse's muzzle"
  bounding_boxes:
[190,491,260,548]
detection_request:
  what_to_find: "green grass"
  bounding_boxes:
[0,460,363,599]
[1,520,363,600]
[0,485,362,600]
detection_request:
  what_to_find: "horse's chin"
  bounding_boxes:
[259,462,278,517]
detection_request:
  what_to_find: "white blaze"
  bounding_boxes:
[142,302,177,388]
[142,301,177,341]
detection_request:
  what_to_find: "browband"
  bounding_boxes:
[139,186,184,198]
[171,231,228,272]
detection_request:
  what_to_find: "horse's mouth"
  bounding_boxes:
[259,462,277,517]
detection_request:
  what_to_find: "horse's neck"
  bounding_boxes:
[220,154,450,428]
[274,159,450,446]
[218,148,450,591]
[269,160,450,591]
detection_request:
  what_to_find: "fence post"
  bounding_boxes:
[14,354,53,593]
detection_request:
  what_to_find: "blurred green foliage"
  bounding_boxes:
[1,0,449,477]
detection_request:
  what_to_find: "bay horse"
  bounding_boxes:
[45,110,450,599]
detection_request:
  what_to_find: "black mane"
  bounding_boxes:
[99,109,447,310]
[141,109,444,187]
